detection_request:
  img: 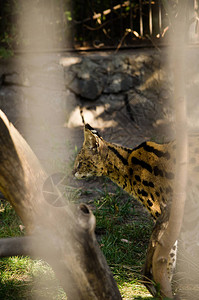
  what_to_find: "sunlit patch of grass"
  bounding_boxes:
[0,256,67,299]
[0,200,67,299]
[0,256,32,299]
[119,281,152,299]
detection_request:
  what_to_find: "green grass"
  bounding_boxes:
[92,186,155,299]
[0,257,67,299]
[0,185,161,299]
[0,201,66,299]
[0,201,22,238]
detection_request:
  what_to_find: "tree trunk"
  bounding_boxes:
[0,109,122,300]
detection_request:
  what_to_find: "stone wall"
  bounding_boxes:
[0,47,199,144]
[63,49,173,131]
[0,49,173,131]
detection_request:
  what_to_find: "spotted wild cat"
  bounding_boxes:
[74,124,176,220]
[73,123,199,290]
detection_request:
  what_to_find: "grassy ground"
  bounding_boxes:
[0,181,158,299]
[90,183,154,299]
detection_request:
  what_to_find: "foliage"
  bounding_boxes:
[0,0,198,52]
[0,47,13,59]
[0,0,169,52]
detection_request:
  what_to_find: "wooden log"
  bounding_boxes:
[0,109,122,300]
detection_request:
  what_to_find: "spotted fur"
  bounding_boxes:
[74,124,176,219]
[73,124,199,284]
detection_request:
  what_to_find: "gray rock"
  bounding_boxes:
[64,69,76,87]
[121,74,139,91]
[79,78,103,100]
[104,73,137,94]
[98,94,124,112]
[0,86,27,121]
[4,71,30,87]
[69,77,103,100]
[104,73,122,94]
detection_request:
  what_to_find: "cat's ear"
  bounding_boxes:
[84,124,100,150]
[84,124,107,155]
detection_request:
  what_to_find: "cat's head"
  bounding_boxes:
[73,124,107,179]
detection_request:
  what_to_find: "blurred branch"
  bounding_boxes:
[0,237,32,258]
[194,0,199,33]
[75,1,131,25]
[152,0,188,298]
